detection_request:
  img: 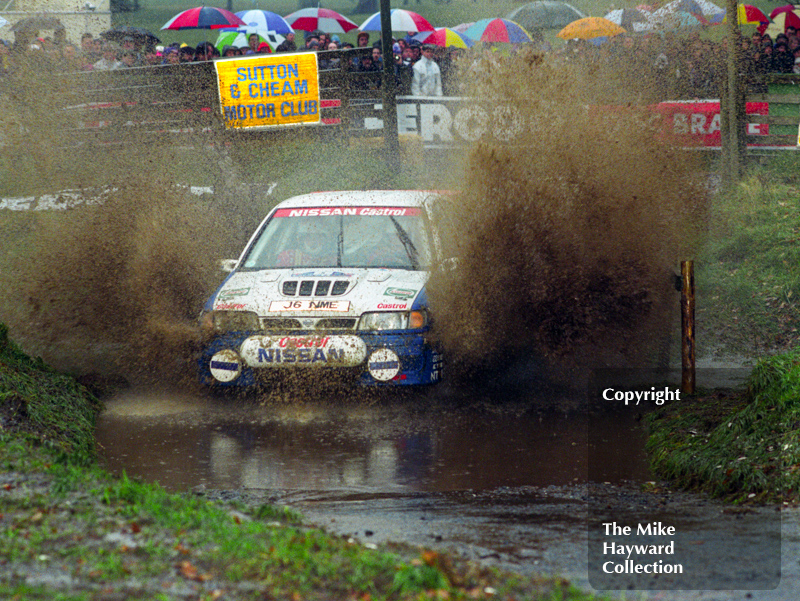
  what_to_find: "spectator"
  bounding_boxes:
[144,47,162,65]
[276,32,296,52]
[162,47,180,65]
[357,32,369,48]
[319,42,341,69]
[257,42,272,54]
[93,42,122,70]
[179,45,194,63]
[411,43,442,96]
[372,43,383,68]
[195,41,219,61]
[121,35,144,66]
[772,41,794,72]
[248,33,260,54]
[60,43,82,70]
[119,49,138,68]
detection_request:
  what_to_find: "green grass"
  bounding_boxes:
[0,325,609,600]
[695,157,800,355]
[646,348,800,503]
[0,324,101,464]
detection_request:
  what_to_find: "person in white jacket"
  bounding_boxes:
[411,44,443,97]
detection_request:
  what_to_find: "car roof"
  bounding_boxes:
[273,190,444,210]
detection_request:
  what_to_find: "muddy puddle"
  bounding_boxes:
[95,378,800,600]
[95,385,652,495]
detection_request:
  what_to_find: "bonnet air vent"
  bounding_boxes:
[282,281,298,295]
[298,280,315,296]
[315,280,331,296]
[331,280,349,296]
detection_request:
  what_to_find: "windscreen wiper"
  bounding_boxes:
[389,217,419,270]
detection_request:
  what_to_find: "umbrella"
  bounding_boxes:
[649,0,722,25]
[506,1,587,31]
[235,10,293,35]
[604,8,652,32]
[451,22,475,33]
[646,8,706,30]
[413,27,475,48]
[214,28,283,52]
[769,4,798,20]
[738,4,768,26]
[101,25,160,47]
[11,15,65,32]
[283,8,358,33]
[464,18,533,43]
[358,9,435,33]
[557,17,625,40]
[161,7,245,31]
[765,10,800,37]
[694,0,726,23]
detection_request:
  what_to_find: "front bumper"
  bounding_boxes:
[198,330,443,388]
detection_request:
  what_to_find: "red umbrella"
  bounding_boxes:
[738,4,768,25]
[769,4,799,20]
[161,6,246,31]
[764,10,800,36]
[283,8,358,33]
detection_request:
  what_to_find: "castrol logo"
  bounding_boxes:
[278,336,330,349]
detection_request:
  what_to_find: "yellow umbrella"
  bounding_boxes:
[557,16,626,40]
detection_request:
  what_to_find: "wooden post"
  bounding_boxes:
[722,0,744,185]
[379,0,400,172]
[681,260,696,395]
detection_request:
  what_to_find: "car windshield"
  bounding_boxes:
[239,206,432,270]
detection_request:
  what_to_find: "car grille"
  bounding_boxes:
[260,317,357,330]
[282,279,350,297]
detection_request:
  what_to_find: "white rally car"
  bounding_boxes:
[198,190,444,388]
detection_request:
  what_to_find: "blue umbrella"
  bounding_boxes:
[234,10,294,34]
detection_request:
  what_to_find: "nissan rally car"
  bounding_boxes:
[198,190,445,388]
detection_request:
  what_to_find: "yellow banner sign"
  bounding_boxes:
[215,52,320,129]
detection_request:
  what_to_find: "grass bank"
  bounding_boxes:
[0,324,604,600]
[646,348,800,504]
[646,156,800,504]
[695,158,800,356]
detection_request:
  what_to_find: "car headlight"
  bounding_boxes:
[358,310,428,331]
[200,310,260,336]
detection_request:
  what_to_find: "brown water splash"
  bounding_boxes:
[426,49,710,381]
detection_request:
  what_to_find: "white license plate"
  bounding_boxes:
[268,300,350,312]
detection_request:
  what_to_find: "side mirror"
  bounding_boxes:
[219,259,238,273]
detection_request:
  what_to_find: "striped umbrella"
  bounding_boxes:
[214,28,283,52]
[235,10,293,34]
[283,8,358,33]
[451,22,475,33]
[464,18,533,43]
[765,10,800,37]
[604,8,652,32]
[161,6,245,31]
[738,4,768,26]
[413,27,475,48]
[358,9,435,33]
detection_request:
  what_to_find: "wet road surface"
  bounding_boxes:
[96,383,799,600]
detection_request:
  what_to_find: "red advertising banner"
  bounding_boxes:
[649,100,772,148]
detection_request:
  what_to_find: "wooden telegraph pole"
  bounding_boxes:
[681,261,696,395]
[379,0,400,171]
[722,0,745,185]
